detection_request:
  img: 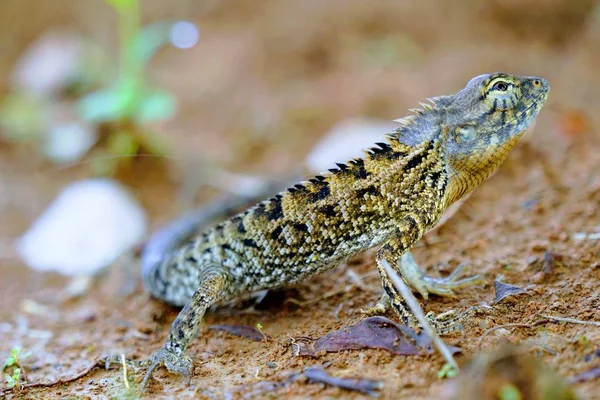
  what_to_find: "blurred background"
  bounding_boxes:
[0,0,598,397]
[0,0,598,248]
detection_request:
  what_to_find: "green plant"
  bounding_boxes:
[0,0,179,174]
[2,347,30,371]
[437,362,458,379]
[256,322,268,342]
[77,0,176,174]
[498,383,522,400]
[4,368,21,389]
[2,347,30,390]
[78,0,177,125]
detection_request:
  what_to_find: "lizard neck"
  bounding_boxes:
[444,131,523,205]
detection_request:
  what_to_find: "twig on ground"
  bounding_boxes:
[477,320,550,349]
[381,259,458,370]
[540,314,600,327]
[121,354,130,389]
[304,366,383,396]
[478,314,600,349]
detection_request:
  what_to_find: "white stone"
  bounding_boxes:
[43,121,98,164]
[11,30,81,96]
[305,118,398,173]
[15,179,147,275]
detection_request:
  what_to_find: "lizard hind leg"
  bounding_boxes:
[141,266,232,389]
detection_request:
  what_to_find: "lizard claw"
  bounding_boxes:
[424,306,479,334]
[399,254,485,300]
[104,354,149,372]
[360,293,391,317]
[417,265,485,299]
[141,347,193,390]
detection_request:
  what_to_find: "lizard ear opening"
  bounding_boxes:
[456,125,477,142]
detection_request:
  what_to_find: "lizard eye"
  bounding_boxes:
[456,125,477,142]
[486,78,520,110]
[492,81,509,91]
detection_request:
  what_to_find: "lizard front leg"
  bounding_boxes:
[375,245,469,334]
[370,216,481,333]
[141,266,232,388]
[394,251,484,300]
[362,250,483,316]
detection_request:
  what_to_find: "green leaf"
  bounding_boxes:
[78,89,122,123]
[77,79,141,123]
[105,0,137,12]
[4,368,19,388]
[498,383,522,400]
[12,347,30,363]
[437,363,458,379]
[3,356,15,369]
[130,22,173,67]
[134,90,176,123]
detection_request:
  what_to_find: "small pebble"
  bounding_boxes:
[16,179,147,275]
[305,118,397,173]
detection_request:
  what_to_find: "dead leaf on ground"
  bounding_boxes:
[208,324,269,341]
[237,371,304,399]
[494,279,527,304]
[568,367,600,384]
[304,367,383,397]
[293,316,457,357]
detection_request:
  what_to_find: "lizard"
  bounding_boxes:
[122,72,550,388]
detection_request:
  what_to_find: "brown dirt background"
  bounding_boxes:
[0,0,599,399]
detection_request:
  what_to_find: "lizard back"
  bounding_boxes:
[147,136,447,305]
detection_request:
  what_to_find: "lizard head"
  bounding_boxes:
[440,73,550,202]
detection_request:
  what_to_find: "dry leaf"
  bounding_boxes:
[304,367,383,396]
[294,316,443,357]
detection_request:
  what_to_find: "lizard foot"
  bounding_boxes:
[416,264,484,299]
[360,293,391,317]
[398,253,484,300]
[105,349,192,390]
[424,306,478,334]
[140,347,193,389]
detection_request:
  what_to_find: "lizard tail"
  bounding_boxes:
[140,195,259,303]
[140,178,296,305]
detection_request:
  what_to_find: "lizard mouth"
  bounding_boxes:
[514,92,548,127]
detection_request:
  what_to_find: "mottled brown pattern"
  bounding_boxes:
[136,73,550,387]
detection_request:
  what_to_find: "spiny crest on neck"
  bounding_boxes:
[286,95,448,195]
[385,95,450,147]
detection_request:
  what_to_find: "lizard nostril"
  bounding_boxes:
[533,79,541,87]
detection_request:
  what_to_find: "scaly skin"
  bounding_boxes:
[128,73,550,388]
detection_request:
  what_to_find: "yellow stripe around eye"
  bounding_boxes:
[487,77,515,90]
